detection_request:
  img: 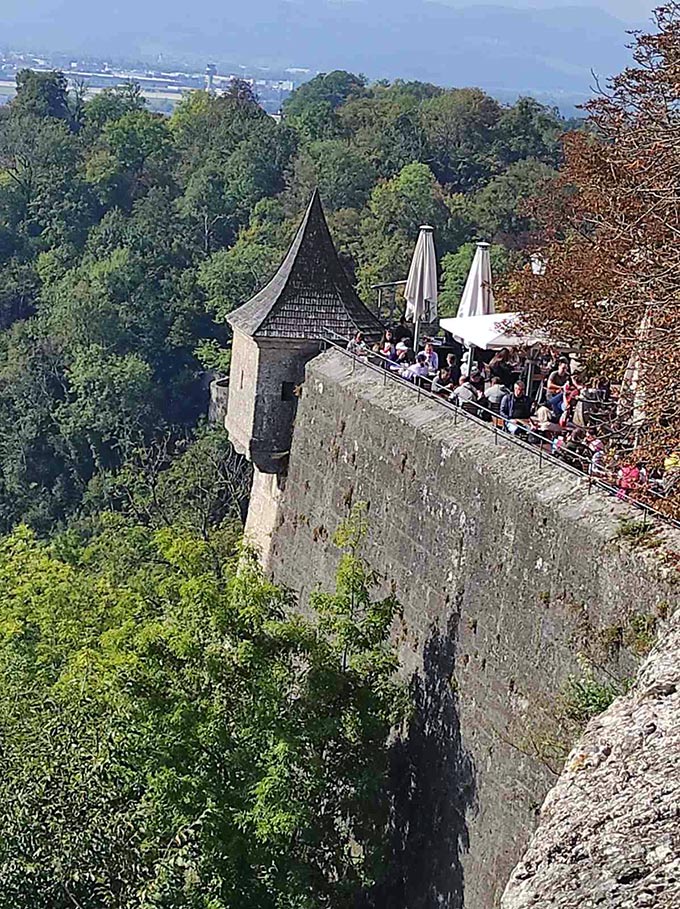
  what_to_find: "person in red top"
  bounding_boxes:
[617,462,648,499]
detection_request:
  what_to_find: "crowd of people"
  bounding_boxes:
[346,322,679,506]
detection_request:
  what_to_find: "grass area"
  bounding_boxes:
[615,517,661,549]
[559,673,624,727]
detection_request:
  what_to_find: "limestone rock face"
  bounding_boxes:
[502,611,680,909]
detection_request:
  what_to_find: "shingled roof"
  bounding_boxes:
[227,190,384,340]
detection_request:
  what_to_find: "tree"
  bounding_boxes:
[199,235,280,321]
[339,84,428,178]
[472,158,557,244]
[0,113,94,248]
[85,109,176,210]
[0,506,405,908]
[82,83,146,137]
[420,88,501,190]
[285,139,377,213]
[283,71,366,121]
[504,3,680,516]
[12,69,70,121]
[493,97,565,168]
[87,424,252,533]
[223,77,260,107]
[355,163,454,301]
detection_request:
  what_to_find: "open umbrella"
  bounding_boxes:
[405,225,438,349]
[439,313,543,350]
[458,241,495,318]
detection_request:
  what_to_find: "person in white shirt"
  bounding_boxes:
[486,377,510,410]
[450,377,479,404]
[400,353,429,382]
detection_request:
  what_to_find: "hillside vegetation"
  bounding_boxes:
[0,68,568,534]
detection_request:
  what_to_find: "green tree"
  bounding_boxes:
[198,234,280,321]
[355,163,452,301]
[284,71,366,120]
[339,83,428,178]
[87,110,175,207]
[0,114,94,248]
[493,97,565,168]
[0,506,405,908]
[421,88,501,190]
[472,158,557,242]
[12,69,70,121]
[286,139,377,212]
[82,83,146,137]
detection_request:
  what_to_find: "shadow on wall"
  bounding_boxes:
[376,612,477,909]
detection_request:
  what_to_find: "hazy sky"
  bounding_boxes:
[446,0,655,20]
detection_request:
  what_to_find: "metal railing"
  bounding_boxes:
[320,332,680,533]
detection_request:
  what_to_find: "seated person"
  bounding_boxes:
[379,329,397,362]
[392,315,413,344]
[500,380,532,434]
[486,376,510,413]
[529,404,560,439]
[546,359,570,417]
[420,341,439,373]
[445,353,461,387]
[468,368,486,396]
[396,339,416,364]
[532,404,557,428]
[450,376,479,405]
[400,352,429,382]
[347,331,368,356]
[432,367,454,395]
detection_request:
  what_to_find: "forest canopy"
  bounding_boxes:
[0,68,569,534]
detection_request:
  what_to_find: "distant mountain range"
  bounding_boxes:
[1,1,641,105]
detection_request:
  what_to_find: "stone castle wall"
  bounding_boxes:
[248,349,678,909]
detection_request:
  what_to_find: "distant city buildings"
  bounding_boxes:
[0,49,306,114]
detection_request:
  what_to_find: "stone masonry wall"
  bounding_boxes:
[258,350,679,909]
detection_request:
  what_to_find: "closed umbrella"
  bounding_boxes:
[457,241,496,318]
[405,225,438,349]
[618,307,651,434]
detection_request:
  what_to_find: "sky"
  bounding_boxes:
[0,0,654,109]
[445,0,654,20]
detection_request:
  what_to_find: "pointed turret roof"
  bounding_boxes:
[227,190,383,340]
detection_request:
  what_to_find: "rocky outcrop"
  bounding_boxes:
[502,609,680,909]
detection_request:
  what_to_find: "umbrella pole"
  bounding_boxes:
[413,317,420,352]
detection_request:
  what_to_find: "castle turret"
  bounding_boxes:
[225,190,382,474]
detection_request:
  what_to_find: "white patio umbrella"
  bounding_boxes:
[405,225,438,349]
[617,307,652,432]
[457,241,496,318]
[439,313,542,350]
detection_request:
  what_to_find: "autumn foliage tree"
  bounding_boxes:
[504,3,680,515]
